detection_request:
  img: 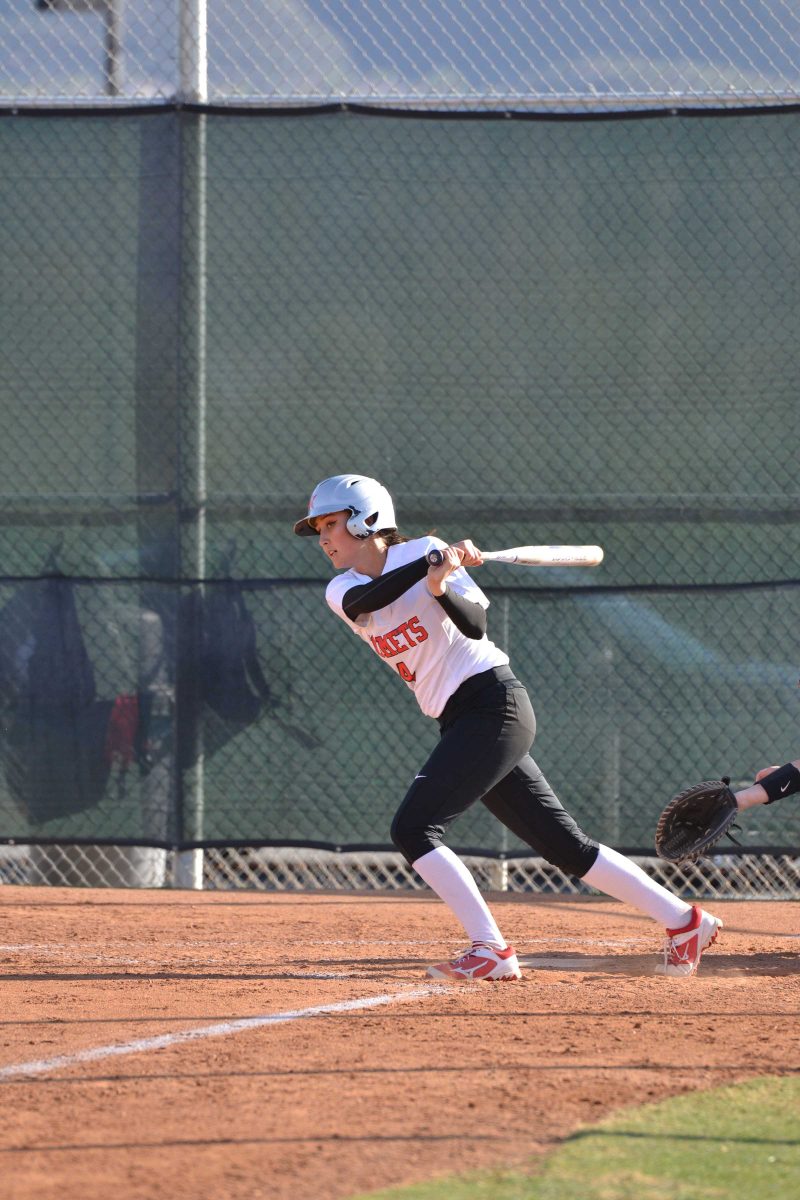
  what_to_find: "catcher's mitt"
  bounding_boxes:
[654,778,740,864]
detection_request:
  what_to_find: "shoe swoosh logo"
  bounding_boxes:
[459,956,495,977]
[669,937,697,965]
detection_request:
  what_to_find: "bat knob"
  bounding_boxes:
[426,548,445,566]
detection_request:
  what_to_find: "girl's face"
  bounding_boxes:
[313,510,362,570]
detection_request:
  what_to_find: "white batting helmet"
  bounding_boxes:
[293,474,397,539]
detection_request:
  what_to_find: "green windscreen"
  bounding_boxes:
[1,108,798,855]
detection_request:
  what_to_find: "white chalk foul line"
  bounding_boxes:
[0,986,443,1081]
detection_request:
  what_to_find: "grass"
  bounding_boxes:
[354,1076,800,1200]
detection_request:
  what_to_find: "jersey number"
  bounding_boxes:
[396,662,416,683]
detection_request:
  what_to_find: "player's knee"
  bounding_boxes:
[389,811,409,857]
[390,812,441,864]
[545,833,599,878]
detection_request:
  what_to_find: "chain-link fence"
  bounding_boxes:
[3,1,800,109]
[1,6,799,893]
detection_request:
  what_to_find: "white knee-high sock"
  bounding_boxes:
[582,844,693,928]
[412,846,506,949]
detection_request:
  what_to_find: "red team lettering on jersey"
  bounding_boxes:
[369,616,428,660]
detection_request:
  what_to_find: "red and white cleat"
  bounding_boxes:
[655,905,723,977]
[426,943,522,981]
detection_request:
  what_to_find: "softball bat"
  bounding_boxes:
[426,545,604,568]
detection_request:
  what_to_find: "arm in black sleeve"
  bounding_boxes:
[433,586,487,639]
[342,556,431,621]
[343,555,488,638]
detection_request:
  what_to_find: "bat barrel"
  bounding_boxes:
[484,545,604,566]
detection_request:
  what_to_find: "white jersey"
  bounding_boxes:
[325,535,509,718]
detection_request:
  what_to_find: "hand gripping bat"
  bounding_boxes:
[426,545,604,568]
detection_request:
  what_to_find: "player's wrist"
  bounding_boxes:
[427,579,447,598]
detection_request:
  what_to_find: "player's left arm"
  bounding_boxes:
[430,588,487,639]
[426,544,487,639]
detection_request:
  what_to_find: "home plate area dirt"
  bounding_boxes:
[1,889,798,1200]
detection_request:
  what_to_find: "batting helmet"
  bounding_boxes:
[293,474,397,539]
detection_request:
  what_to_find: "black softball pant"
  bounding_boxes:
[390,665,599,878]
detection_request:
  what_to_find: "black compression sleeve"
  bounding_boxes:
[342,556,431,620]
[433,587,487,639]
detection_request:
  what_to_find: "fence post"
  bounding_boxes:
[173,0,209,891]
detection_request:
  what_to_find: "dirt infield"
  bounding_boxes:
[1,889,798,1200]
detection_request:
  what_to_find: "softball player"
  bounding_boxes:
[295,475,722,979]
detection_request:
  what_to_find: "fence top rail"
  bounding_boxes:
[3,92,800,114]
